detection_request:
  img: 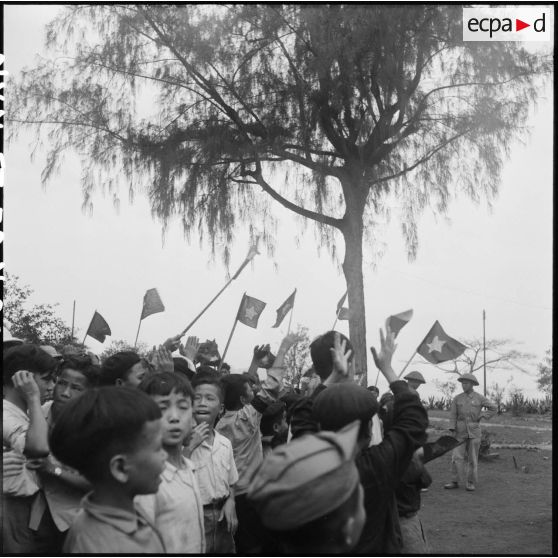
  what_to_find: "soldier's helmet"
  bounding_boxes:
[457,373,479,386]
[404,370,426,384]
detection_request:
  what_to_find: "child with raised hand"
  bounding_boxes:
[136,372,205,554]
[3,345,57,553]
[49,387,167,553]
[216,332,299,554]
[188,372,239,553]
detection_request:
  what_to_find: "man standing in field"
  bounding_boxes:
[444,373,497,492]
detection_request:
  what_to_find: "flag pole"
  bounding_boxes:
[483,309,487,396]
[287,289,296,336]
[332,290,347,330]
[71,300,76,339]
[180,243,259,337]
[218,294,245,373]
[82,311,93,347]
[398,350,417,378]
[134,313,143,348]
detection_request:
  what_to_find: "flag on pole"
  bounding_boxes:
[237,294,266,328]
[387,309,413,337]
[86,311,111,343]
[272,289,296,328]
[336,291,349,320]
[141,288,165,320]
[416,320,467,364]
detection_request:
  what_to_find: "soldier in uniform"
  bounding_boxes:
[444,373,497,492]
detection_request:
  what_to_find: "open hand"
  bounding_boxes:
[12,370,41,402]
[150,346,174,373]
[323,332,353,386]
[181,336,200,361]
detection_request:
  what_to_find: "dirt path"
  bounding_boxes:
[420,448,552,554]
[428,416,552,431]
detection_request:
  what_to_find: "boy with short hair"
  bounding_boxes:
[49,387,167,553]
[216,333,298,554]
[260,400,288,457]
[29,356,100,552]
[136,372,205,553]
[100,350,149,387]
[189,374,238,553]
[3,345,57,553]
[311,328,429,554]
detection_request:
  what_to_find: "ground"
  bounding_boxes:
[419,411,553,555]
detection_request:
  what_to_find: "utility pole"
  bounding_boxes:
[483,309,487,396]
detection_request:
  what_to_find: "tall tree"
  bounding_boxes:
[8,5,551,373]
[3,273,75,346]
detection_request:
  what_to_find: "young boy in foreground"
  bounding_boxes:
[136,372,205,553]
[189,372,238,553]
[49,387,167,553]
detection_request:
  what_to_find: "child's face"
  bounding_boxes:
[151,388,193,447]
[240,382,254,406]
[125,419,167,495]
[193,384,223,427]
[122,360,149,388]
[52,368,88,412]
[34,370,56,404]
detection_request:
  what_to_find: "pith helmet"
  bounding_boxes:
[458,373,479,386]
[404,371,426,384]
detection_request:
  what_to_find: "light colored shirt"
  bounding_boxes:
[216,365,285,494]
[136,457,205,554]
[216,405,263,495]
[2,399,40,497]
[369,414,384,446]
[190,430,238,505]
[63,493,165,553]
[449,391,497,439]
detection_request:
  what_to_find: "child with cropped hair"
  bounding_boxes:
[3,344,57,553]
[216,333,298,554]
[260,400,288,458]
[136,372,205,553]
[49,387,167,553]
[188,373,238,553]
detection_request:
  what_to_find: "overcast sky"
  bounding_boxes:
[3,5,553,398]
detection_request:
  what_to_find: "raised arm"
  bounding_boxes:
[12,371,50,457]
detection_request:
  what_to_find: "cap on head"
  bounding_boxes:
[247,421,360,531]
[404,370,426,384]
[312,382,379,431]
[457,373,479,386]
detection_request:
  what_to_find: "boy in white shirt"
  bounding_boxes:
[188,372,238,553]
[136,372,205,553]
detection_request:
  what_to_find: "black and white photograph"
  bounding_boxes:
[1,3,553,555]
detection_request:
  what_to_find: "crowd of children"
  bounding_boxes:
[3,322,457,554]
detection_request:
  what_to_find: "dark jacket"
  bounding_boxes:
[353,380,428,554]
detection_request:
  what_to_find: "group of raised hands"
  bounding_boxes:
[325,323,399,385]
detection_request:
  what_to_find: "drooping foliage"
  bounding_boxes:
[8,5,551,372]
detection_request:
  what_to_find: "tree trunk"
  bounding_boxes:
[340,175,368,380]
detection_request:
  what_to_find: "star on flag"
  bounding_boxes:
[426,335,446,354]
[416,321,467,364]
[237,294,266,329]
